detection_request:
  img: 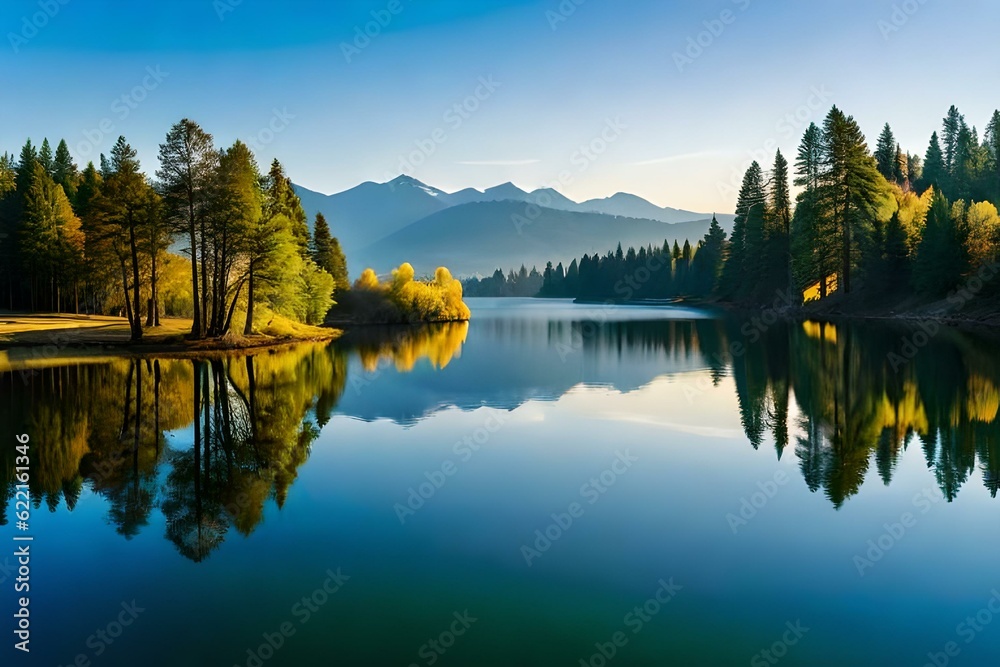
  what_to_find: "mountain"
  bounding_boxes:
[576,193,703,224]
[355,201,720,276]
[293,176,450,254]
[292,175,734,274]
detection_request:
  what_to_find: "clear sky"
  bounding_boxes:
[2,0,998,213]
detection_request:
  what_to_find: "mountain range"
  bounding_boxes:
[293,176,734,276]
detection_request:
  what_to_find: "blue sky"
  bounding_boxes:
[2,0,998,213]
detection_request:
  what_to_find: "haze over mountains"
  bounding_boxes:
[294,176,734,276]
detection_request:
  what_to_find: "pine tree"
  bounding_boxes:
[914,189,964,295]
[311,212,349,292]
[942,105,964,174]
[157,119,216,338]
[922,132,947,192]
[719,161,767,300]
[875,123,897,180]
[53,139,78,201]
[767,150,792,294]
[98,136,150,340]
[882,211,910,293]
[21,163,84,312]
[16,139,38,195]
[38,138,54,176]
[820,106,885,295]
[791,123,836,298]
[690,214,727,295]
[986,110,1000,206]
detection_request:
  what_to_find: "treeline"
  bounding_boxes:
[533,104,1000,307]
[537,225,725,301]
[463,265,544,297]
[0,121,349,340]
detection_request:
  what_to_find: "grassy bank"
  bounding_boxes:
[0,313,341,372]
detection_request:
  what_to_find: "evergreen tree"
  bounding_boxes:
[914,189,964,295]
[820,106,885,294]
[875,123,897,180]
[767,149,792,294]
[942,105,964,174]
[881,211,910,293]
[922,132,947,192]
[719,161,767,300]
[791,123,836,298]
[690,214,727,295]
[16,139,38,195]
[97,136,152,340]
[38,138,54,177]
[53,139,78,200]
[311,212,349,292]
[986,110,1000,205]
[0,153,14,196]
[21,162,84,312]
[157,118,216,338]
[265,160,310,250]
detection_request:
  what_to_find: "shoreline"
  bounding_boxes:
[0,314,344,370]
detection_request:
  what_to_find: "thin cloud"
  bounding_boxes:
[456,159,541,166]
[630,151,725,166]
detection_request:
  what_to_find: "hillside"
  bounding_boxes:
[355,201,721,276]
[293,175,734,268]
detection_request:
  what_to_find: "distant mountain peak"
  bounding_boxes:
[386,174,446,197]
[484,182,528,196]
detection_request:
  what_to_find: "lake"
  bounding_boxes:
[3,298,1000,666]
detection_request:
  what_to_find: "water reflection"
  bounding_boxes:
[2,310,1000,561]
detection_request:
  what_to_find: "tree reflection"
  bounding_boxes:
[738,318,1000,507]
[3,315,1000,551]
[0,327,471,560]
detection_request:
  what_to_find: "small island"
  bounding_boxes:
[327,263,471,326]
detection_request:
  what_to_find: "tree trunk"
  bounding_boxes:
[128,221,143,342]
[120,258,134,330]
[154,359,161,455]
[244,264,254,336]
[146,249,159,327]
[200,213,209,338]
[841,199,851,295]
[189,196,201,338]
[134,358,143,452]
[222,279,245,335]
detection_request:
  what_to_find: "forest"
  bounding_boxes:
[0,120,350,341]
[534,104,1000,309]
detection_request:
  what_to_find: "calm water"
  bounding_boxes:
[3,298,1000,666]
